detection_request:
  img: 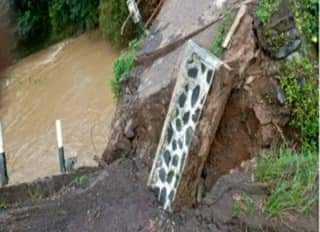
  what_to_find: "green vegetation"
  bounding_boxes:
[252,0,319,220]
[99,0,158,47]
[9,0,99,56]
[292,0,319,44]
[279,57,318,146]
[9,0,159,55]
[256,0,281,24]
[9,0,50,54]
[72,175,90,188]
[256,146,318,217]
[111,37,144,98]
[99,0,136,47]
[256,0,318,44]
[49,0,99,39]
[210,13,234,58]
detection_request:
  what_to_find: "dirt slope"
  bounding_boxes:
[0,160,159,232]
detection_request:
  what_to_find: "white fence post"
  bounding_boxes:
[56,120,66,174]
[0,122,8,187]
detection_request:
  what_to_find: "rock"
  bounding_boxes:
[245,75,256,85]
[275,85,286,105]
[260,124,275,147]
[253,104,272,125]
[272,107,291,127]
[124,119,136,139]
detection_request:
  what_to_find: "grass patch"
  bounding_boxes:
[279,57,318,146]
[256,146,318,217]
[72,175,90,188]
[111,37,144,98]
[210,13,234,58]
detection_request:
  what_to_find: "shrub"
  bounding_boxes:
[256,0,281,24]
[291,0,319,44]
[9,0,99,56]
[279,57,318,146]
[9,0,50,54]
[49,0,99,39]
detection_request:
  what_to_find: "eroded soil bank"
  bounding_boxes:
[0,31,118,184]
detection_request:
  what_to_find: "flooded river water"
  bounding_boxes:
[0,32,119,184]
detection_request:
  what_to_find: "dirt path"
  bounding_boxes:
[0,160,159,232]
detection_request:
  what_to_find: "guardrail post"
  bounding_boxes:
[56,120,66,174]
[0,122,8,187]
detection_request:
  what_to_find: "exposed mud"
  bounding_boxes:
[0,31,118,184]
[204,13,291,190]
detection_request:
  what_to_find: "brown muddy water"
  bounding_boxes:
[0,32,119,185]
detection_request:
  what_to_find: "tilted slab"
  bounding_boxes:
[147,40,223,211]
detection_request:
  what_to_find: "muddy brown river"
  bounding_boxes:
[0,32,119,185]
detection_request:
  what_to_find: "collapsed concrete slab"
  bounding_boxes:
[148,41,233,211]
[147,40,225,210]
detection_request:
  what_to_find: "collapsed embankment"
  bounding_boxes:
[0,0,318,231]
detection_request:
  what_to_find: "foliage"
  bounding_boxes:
[253,0,319,220]
[99,0,136,47]
[111,36,144,98]
[9,0,99,56]
[111,52,135,98]
[9,0,51,53]
[291,0,319,44]
[49,0,99,39]
[256,0,281,24]
[99,0,159,47]
[210,13,233,58]
[279,57,318,146]
[256,146,318,217]
[256,0,319,44]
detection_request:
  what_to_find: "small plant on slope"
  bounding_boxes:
[111,36,145,98]
[210,13,234,58]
